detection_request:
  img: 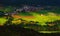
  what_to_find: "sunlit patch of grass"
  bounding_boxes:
[22,12,60,25]
[0,11,60,26]
[2,12,59,26]
[39,31,60,33]
[12,20,21,25]
[0,17,8,25]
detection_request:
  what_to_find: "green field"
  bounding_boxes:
[0,12,60,25]
[0,7,60,33]
[0,17,8,25]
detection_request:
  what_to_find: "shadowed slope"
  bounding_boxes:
[0,25,41,36]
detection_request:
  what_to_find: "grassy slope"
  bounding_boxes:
[0,11,60,25]
[19,12,60,25]
[0,17,8,25]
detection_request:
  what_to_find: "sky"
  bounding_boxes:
[0,0,60,6]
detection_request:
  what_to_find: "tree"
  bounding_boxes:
[4,6,14,13]
[0,11,5,17]
[4,14,14,26]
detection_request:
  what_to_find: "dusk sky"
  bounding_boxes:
[0,0,60,6]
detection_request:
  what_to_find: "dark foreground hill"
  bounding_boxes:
[0,25,60,36]
[0,25,42,36]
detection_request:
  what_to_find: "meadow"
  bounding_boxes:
[0,11,60,25]
[0,6,60,33]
